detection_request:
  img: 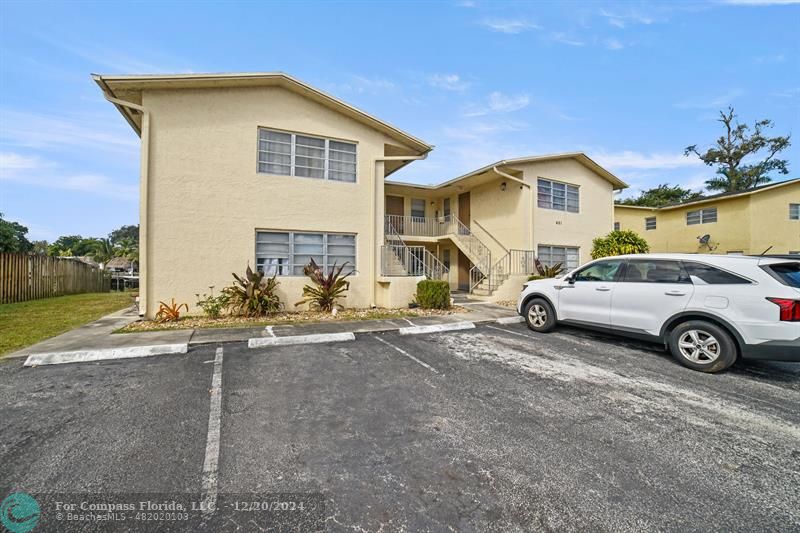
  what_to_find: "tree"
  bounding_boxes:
[591,230,650,259]
[109,224,139,246]
[617,184,703,207]
[0,212,33,252]
[91,238,116,264]
[47,235,97,257]
[31,240,49,255]
[115,237,138,262]
[685,107,791,193]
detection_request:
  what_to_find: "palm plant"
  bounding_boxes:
[91,238,115,264]
[533,258,564,278]
[223,265,283,317]
[295,258,354,312]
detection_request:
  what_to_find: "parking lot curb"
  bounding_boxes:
[248,332,356,348]
[398,321,476,335]
[496,316,525,324]
[23,344,189,367]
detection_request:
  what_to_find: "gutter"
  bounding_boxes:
[100,90,151,317]
[371,153,429,306]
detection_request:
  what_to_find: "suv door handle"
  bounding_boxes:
[665,290,687,296]
[595,286,611,292]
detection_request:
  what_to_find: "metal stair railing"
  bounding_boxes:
[382,219,449,280]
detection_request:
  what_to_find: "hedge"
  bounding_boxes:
[416,280,451,309]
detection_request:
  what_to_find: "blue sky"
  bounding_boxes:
[1,0,798,241]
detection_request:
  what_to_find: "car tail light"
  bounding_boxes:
[766,297,800,321]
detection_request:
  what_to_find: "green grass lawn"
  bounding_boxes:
[0,292,133,357]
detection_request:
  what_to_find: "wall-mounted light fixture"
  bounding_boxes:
[500,181,507,191]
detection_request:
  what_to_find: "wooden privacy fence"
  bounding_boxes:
[0,253,111,304]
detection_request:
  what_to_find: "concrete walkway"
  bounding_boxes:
[6,302,520,363]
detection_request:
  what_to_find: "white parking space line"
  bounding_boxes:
[399,321,475,335]
[248,332,355,348]
[496,316,525,324]
[485,325,535,339]
[264,325,276,338]
[373,335,439,374]
[200,346,224,514]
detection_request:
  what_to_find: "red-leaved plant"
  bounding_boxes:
[295,258,354,312]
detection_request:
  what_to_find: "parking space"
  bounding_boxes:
[1,323,798,531]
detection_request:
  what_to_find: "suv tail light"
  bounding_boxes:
[766,297,800,321]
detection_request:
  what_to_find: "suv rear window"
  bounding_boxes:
[763,262,800,288]
[682,261,751,285]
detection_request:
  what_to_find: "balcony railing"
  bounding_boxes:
[380,245,448,280]
[384,214,462,238]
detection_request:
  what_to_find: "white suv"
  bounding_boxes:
[517,254,800,373]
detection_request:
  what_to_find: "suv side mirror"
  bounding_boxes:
[566,274,576,284]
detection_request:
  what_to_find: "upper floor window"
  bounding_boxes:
[537,178,579,213]
[645,217,657,231]
[256,231,356,276]
[257,128,357,183]
[443,198,451,217]
[790,203,799,220]
[411,199,426,219]
[686,207,717,225]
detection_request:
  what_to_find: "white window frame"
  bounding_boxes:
[645,217,657,231]
[257,128,358,183]
[410,198,426,219]
[537,245,580,270]
[255,230,357,276]
[537,178,580,213]
[686,207,717,225]
[790,203,800,220]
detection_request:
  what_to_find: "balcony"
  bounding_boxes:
[384,214,467,238]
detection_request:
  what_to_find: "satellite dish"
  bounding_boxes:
[698,234,711,245]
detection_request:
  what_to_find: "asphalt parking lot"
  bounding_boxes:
[1,323,798,532]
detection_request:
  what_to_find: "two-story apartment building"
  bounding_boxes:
[614,179,800,255]
[94,72,626,317]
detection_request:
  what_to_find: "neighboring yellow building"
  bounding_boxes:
[614,179,800,255]
[94,72,626,317]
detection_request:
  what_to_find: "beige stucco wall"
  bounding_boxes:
[614,182,799,254]
[523,159,616,265]
[141,85,413,317]
[376,276,424,308]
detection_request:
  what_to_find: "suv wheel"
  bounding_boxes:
[668,320,737,373]
[524,298,556,333]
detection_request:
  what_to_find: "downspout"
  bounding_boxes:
[371,153,429,306]
[102,93,151,317]
[493,165,533,249]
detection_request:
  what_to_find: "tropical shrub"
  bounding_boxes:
[223,266,283,317]
[533,259,564,278]
[416,280,451,309]
[195,287,229,319]
[527,275,545,281]
[591,230,650,259]
[155,298,188,323]
[295,258,354,312]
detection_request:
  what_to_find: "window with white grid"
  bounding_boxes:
[537,245,580,270]
[256,231,356,276]
[257,128,357,182]
[537,178,579,213]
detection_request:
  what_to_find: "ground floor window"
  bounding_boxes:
[256,231,356,276]
[537,245,579,270]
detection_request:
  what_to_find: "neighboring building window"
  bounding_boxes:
[537,245,579,270]
[256,231,356,276]
[411,199,426,219]
[614,222,620,231]
[686,207,717,225]
[622,260,690,284]
[645,217,657,231]
[443,198,451,217]
[257,128,357,182]
[537,178,579,213]
[573,260,623,282]
[790,203,800,220]
[683,261,750,285]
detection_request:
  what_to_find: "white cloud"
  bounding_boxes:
[0,151,137,201]
[599,9,656,28]
[442,120,527,141]
[549,33,585,47]
[488,92,530,112]
[428,73,470,91]
[604,38,624,50]
[332,75,396,94]
[719,0,800,5]
[481,18,540,34]
[0,109,138,153]
[593,151,704,171]
[673,89,745,109]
